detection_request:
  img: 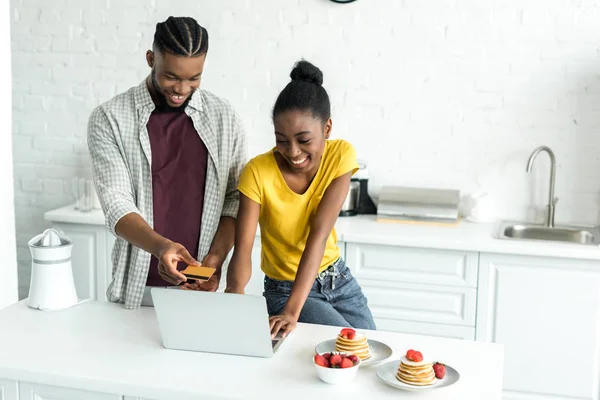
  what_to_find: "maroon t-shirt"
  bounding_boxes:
[145,108,208,286]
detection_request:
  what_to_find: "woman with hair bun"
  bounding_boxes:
[225,60,376,338]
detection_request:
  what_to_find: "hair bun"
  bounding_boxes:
[290,60,324,86]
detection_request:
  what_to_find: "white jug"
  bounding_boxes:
[27,228,79,311]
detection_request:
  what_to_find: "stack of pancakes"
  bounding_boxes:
[335,332,371,360]
[396,356,436,386]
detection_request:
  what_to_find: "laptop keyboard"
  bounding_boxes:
[271,333,284,348]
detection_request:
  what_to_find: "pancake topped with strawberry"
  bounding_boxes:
[396,349,436,386]
[334,328,371,360]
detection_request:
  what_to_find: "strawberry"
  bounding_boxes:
[433,362,446,379]
[340,328,356,340]
[406,349,424,362]
[314,354,330,368]
[347,354,359,364]
[329,353,342,366]
[412,351,424,362]
[323,352,331,360]
[340,358,354,368]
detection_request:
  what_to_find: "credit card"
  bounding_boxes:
[181,265,216,281]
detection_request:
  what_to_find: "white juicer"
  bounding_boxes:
[27,228,80,311]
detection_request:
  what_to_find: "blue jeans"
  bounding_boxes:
[263,258,377,330]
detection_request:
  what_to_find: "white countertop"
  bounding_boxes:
[335,216,600,261]
[44,203,106,225]
[0,300,503,400]
[45,204,600,261]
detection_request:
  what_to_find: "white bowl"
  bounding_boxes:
[313,352,361,385]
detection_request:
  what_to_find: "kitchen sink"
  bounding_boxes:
[493,146,600,246]
[497,222,600,246]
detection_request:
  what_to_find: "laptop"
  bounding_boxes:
[151,287,287,358]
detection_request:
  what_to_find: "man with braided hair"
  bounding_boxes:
[87,16,248,309]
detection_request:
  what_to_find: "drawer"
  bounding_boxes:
[375,319,476,341]
[359,279,477,327]
[0,379,18,400]
[124,397,157,400]
[19,382,121,400]
[346,243,478,288]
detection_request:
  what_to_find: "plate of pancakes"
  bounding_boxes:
[376,355,460,392]
[314,328,393,367]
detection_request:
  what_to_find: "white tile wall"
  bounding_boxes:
[10,0,600,297]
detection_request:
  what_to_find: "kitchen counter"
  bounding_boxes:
[45,203,105,226]
[46,204,600,261]
[335,216,600,260]
[0,300,503,400]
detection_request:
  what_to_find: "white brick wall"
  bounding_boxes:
[1,0,18,309]
[10,0,600,297]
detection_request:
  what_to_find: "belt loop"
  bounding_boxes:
[331,262,337,290]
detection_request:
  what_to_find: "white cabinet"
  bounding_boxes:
[345,243,478,339]
[346,243,479,287]
[0,379,18,400]
[50,222,114,303]
[19,382,121,400]
[245,239,264,296]
[477,253,600,400]
[124,397,156,400]
[2,381,159,400]
[375,319,475,340]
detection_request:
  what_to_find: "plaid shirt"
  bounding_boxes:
[87,80,248,309]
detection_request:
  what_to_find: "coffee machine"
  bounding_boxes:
[340,161,377,216]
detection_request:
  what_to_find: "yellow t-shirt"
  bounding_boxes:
[238,139,359,281]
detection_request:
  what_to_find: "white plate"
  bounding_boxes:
[314,338,393,367]
[376,359,460,392]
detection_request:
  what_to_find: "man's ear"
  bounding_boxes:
[324,118,333,139]
[146,50,154,68]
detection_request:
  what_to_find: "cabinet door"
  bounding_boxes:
[375,319,475,340]
[0,379,18,400]
[360,279,476,327]
[52,223,101,301]
[246,240,264,296]
[123,397,157,400]
[337,241,345,260]
[477,253,600,400]
[52,223,111,302]
[19,382,121,400]
[345,243,478,288]
[345,243,477,337]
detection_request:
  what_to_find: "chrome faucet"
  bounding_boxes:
[526,146,557,228]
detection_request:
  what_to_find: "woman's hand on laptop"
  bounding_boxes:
[269,313,297,339]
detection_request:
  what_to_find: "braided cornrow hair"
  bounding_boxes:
[153,16,208,56]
